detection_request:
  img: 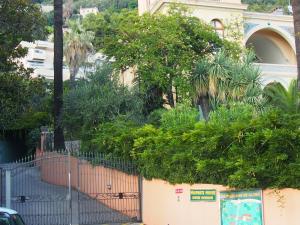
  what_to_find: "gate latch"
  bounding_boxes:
[118,193,123,199]
[16,196,28,203]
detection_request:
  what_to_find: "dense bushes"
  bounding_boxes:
[88,103,300,189]
[63,62,144,140]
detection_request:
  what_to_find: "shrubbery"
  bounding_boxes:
[88,103,300,189]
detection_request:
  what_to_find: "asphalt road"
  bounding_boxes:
[1,164,136,225]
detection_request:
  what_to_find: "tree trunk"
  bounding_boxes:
[69,66,79,88]
[197,94,210,120]
[166,75,175,108]
[292,0,300,90]
[54,0,65,150]
[63,0,73,21]
[167,86,175,108]
[142,85,164,115]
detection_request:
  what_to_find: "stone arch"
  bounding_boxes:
[244,26,296,65]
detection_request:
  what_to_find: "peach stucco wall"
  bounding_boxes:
[142,179,300,225]
[38,152,139,218]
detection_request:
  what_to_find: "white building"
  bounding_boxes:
[19,41,70,80]
[40,4,54,13]
[79,7,99,18]
[19,41,105,81]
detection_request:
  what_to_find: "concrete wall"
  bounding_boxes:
[142,179,300,225]
[38,152,140,218]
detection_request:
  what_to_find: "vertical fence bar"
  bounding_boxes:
[0,168,2,207]
[138,175,143,222]
[5,170,11,209]
[68,151,72,225]
[77,156,80,225]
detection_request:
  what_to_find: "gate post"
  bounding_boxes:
[5,170,11,209]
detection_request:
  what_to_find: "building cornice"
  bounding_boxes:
[243,12,293,23]
[150,0,248,14]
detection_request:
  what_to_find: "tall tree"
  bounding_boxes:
[54,0,65,149]
[0,0,49,130]
[291,0,300,90]
[64,20,94,86]
[0,0,46,71]
[83,9,237,113]
[192,51,262,119]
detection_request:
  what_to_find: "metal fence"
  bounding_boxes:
[0,151,142,225]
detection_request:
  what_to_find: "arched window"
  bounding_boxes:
[211,19,224,38]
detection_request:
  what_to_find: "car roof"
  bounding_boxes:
[0,208,18,215]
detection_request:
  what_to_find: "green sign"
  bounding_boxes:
[220,190,264,225]
[190,189,216,201]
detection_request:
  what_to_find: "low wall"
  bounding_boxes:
[142,179,300,225]
[38,152,139,218]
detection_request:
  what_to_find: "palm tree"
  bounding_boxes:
[292,0,300,90]
[64,0,73,21]
[192,50,262,119]
[264,80,300,113]
[53,0,65,150]
[64,20,94,86]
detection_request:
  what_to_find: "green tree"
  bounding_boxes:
[64,20,94,85]
[83,8,237,113]
[0,0,47,71]
[63,62,144,140]
[264,80,300,113]
[243,0,289,13]
[191,50,263,119]
[0,72,51,130]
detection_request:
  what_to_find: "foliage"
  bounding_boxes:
[63,62,144,140]
[84,118,140,160]
[132,105,300,189]
[44,10,54,27]
[0,0,50,153]
[243,0,290,13]
[73,0,138,12]
[26,128,43,154]
[192,50,263,119]
[209,103,256,127]
[0,0,47,71]
[37,0,137,13]
[64,20,94,84]
[146,108,167,128]
[0,72,52,131]
[264,80,300,113]
[83,8,239,113]
[160,103,199,132]
[86,102,300,189]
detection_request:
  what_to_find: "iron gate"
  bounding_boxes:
[0,151,142,225]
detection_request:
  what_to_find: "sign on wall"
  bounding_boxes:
[220,190,264,225]
[190,189,216,201]
[175,188,183,194]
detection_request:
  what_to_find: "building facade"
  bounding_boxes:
[138,0,297,88]
[19,41,70,80]
[19,41,107,81]
[79,7,99,18]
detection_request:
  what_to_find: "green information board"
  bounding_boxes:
[190,189,216,201]
[220,190,264,225]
